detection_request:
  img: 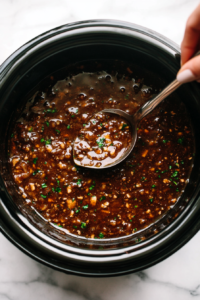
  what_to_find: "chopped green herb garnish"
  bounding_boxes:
[99,196,106,201]
[73,225,77,229]
[45,139,51,145]
[75,209,80,214]
[55,187,61,193]
[82,204,88,209]
[11,133,14,138]
[173,181,178,185]
[89,184,95,190]
[46,108,57,113]
[77,179,82,185]
[28,127,33,132]
[169,165,172,169]
[96,138,105,148]
[171,171,178,178]
[71,115,75,118]
[52,187,55,192]
[99,232,104,238]
[83,124,86,127]
[44,161,47,164]
[41,194,47,198]
[67,125,70,129]
[125,94,129,99]
[56,179,60,186]
[150,198,153,203]
[33,157,38,164]
[55,129,60,134]
[32,169,40,175]
[122,124,128,130]
[41,183,47,188]
[152,184,156,188]
[181,161,184,165]
[81,222,86,229]
[163,140,168,143]
[40,138,45,143]
[45,121,49,127]
[177,137,184,144]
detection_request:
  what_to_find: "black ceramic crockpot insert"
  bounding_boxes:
[0,20,200,277]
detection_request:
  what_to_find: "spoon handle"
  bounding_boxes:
[135,50,200,122]
[135,79,182,121]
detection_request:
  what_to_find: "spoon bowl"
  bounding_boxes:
[73,77,183,169]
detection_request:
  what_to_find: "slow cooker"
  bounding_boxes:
[1,20,200,277]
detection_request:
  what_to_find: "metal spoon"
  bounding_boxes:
[73,51,200,169]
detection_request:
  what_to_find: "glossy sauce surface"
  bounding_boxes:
[10,61,194,239]
[74,112,132,167]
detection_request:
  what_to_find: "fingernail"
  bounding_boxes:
[177,69,196,83]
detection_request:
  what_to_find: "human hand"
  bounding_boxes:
[177,4,200,83]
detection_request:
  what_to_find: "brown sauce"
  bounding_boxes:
[74,112,132,167]
[9,60,194,239]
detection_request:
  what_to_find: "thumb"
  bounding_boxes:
[177,55,200,83]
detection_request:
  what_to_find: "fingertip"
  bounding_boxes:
[177,69,196,83]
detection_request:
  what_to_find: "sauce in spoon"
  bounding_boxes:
[73,112,132,167]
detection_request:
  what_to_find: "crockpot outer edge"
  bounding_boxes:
[0,19,180,76]
[1,20,200,276]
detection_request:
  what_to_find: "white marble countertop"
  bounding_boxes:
[1,0,200,299]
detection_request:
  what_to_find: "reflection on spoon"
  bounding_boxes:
[73,76,184,169]
[73,112,132,168]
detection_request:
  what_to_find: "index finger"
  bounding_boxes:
[181,4,200,65]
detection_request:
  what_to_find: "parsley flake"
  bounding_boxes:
[178,137,184,145]
[82,204,88,209]
[33,157,38,165]
[122,124,128,130]
[81,222,86,229]
[96,138,105,148]
[40,194,47,198]
[55,187,61,193]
